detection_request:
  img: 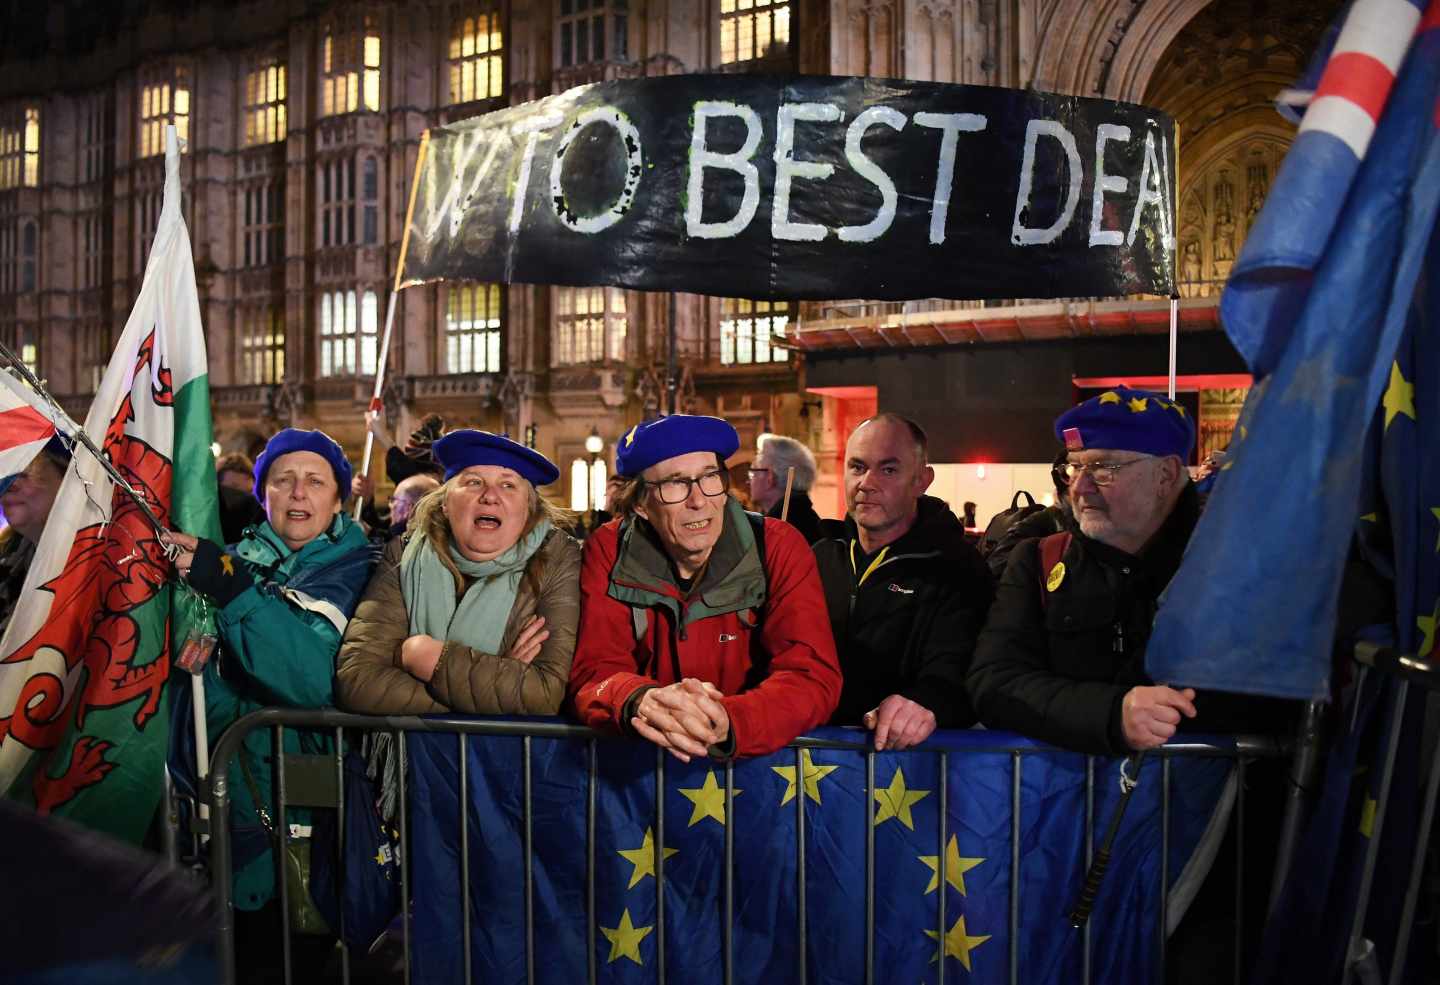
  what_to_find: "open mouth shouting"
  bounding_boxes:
[474,512,503,530]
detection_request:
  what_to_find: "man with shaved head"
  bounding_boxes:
[812,413,994,750]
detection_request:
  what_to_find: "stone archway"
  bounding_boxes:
[1030,0,1213,100]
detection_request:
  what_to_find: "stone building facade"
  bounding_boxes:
[0,0,1333,510]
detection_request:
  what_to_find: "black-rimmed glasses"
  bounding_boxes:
[647,469,729,504]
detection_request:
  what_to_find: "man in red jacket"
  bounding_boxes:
[566,414,842,759]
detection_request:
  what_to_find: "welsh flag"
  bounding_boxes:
[0,126,221,842]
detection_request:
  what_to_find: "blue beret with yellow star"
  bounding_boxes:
[1054,386,1195,459]
[614,415,740,478]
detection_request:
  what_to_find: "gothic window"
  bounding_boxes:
[449,8,505,104]
[240,307,286,384]
[320,20,381,116]
[446,283,503,373]
[319,288,379,376]
[138,64,190,158]
[552,286,626,366]
[718,298,791,365]
[243,180,284,267]
[0,106,39,189]
[80,96,107,184]
[319,157,356,247]
[243,55,287,146]
[718,0,790,65]
[557,0,628,68]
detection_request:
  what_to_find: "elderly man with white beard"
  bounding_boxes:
[966,386,1289,755]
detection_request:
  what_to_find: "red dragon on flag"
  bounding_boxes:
[0,127,220,842]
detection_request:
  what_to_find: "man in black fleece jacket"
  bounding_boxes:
[813,414,994,749]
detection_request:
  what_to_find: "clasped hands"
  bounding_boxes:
[398,615,550,684]
[631,678,730,764]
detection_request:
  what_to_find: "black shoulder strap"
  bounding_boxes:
[746,510,769,627]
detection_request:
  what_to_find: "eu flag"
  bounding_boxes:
[1255,169,1440,985]
[404,727,1232,985]
[1146,3,1440,700]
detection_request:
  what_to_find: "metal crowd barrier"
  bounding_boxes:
[196,709,1289,985]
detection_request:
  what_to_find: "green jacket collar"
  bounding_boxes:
[608,497,766,627]
[237,512,368,577]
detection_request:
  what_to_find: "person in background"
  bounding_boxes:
[168,427,377,985]
[813,414,994,750]
[962,501,978,529]
[336,430,580,716]
[567,415,841,759]
[214,451,265,545]
[983,449,1074,579]
[385,472,440,540]
[0,436,71,633]
[747,432,823,544]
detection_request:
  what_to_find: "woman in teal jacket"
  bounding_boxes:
[170,427,377,983]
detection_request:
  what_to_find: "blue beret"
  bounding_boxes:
[432,430,560,486]
[614,415,740,478]
[1054,386,1195,459]
[252,428,353,503]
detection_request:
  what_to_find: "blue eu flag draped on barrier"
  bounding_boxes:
[404,727,1232,985]
[1146,1,1440,700]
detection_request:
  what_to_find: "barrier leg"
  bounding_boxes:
[1268,700,1325,916]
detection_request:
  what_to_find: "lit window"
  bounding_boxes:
[719,0,790,65]
[139,65,191,158]
[319,289,380,377]
[557,0,628,68]
[552,286,626,366]
[719,298,791,365]
[569,457,608,511]
[240,308,285,384]
[446,284,503,373]
[449,10,504,104]
[321,22,382,116]
[0,106,41,189]
[243,55,287,146]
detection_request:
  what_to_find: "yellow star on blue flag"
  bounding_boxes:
[873,767,929,830]
[600,908,653,965]
[678,770,741,826]
[617,827,677,889]
[772,749,839,806]
[925,915,991,971]
[918,835,984,895]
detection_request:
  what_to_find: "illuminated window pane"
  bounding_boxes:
[717,0,790,64]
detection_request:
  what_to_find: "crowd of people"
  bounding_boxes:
[0,385,1296,982]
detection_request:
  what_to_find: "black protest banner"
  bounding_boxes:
[400,75,1177,301]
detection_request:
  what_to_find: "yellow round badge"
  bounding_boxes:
[1046,561,1066,593]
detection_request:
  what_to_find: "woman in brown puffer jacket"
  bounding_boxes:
[335,430,581,715]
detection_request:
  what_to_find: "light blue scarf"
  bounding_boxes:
[399,519,552,655]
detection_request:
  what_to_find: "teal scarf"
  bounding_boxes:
[400,520,552,655]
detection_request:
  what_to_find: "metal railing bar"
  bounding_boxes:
[1388,716,1440,985]
[336,726,350,985]
[398,730,411,985]
[795,749,807,985]
[865,750,875,985]
[1159,758,1171,977]
[274,725,293,985]
[1233,759,1245,985]
[1083,755,1094,985]
[725,760,735,985]
[655,747,666,985]
[524,736,535,985]
[460,733,472,985]
[1346,681,1410,973]
[1009,751,1020,985]
[587,740,597,985]
[937,751,947,985]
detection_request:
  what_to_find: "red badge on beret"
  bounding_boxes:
[1063,427,1084,450]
